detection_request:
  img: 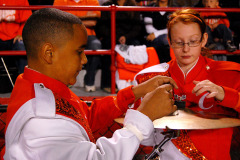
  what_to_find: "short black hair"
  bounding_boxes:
[22,8,82,58]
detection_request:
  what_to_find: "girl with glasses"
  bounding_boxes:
[136,8,240,160]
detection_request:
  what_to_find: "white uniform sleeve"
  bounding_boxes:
[144,17,168,38]
[153,29,168,38]
[16,109,154,160]
[144,17,158,34]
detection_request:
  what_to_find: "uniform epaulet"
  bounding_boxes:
[5,83,56,152]
[34,83,56,117]
[209,60,240,72]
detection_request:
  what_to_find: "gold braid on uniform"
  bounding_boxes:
[55,94,96,143]
[171,130,208,160]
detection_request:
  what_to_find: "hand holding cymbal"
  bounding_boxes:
[137,84,177,121]
[132,75,178,101]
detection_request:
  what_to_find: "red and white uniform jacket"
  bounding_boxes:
[135,55,240,160]
[4,67,155,160]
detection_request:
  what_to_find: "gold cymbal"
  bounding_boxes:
[115,109,240,129]
[153,110,240,130]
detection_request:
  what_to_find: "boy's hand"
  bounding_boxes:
[137,84,177,121]
[132,75,178,101]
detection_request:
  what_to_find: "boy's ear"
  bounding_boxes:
[42,43,54,64]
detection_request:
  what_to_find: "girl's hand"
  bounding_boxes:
[192,80,225,101]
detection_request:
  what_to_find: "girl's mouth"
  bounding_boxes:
[182,55,191,59]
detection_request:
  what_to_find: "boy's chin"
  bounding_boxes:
[68,79,77,86]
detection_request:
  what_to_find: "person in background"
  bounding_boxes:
[95,0,143,93]
[135,9,240,160]
[217,0,240,63]
[98,0,108,5]
[168,0,200,7]
[141,0,171,62]
[54,0,102,92]
[0,0,32,75]
[201,0,237,54]
[3,8,178,159]
[135,0,156,6]
[28,0,54,11]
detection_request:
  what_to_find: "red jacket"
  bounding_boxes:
[200,6,230,28]
[6,67,135,136]
[0,0,32,41]
[135,55,240,160]
[168,55,240,160]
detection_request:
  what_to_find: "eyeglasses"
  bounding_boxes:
[171,38,202,48]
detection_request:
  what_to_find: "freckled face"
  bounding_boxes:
[52,24,88,85]
[170,22,207,69]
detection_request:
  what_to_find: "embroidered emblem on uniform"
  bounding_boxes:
[136,72,169,84]
[198,93,214,110]
[55,95,96,143]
